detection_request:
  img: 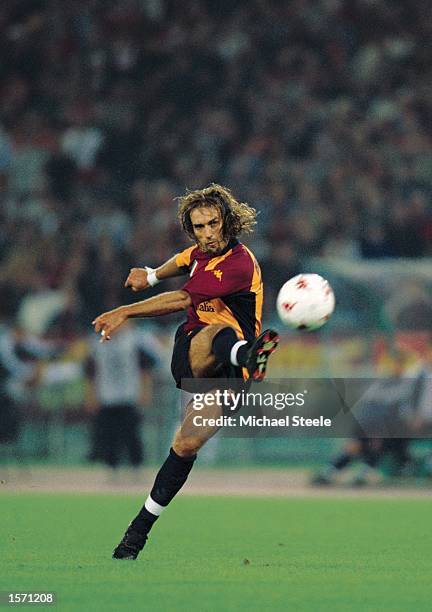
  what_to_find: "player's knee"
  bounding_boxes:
[173,435,203,457]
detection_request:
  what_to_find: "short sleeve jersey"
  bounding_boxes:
[175,238,263,342]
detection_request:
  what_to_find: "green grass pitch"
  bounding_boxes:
[2,493,432,611]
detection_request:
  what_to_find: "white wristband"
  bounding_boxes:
[145,266,160,287]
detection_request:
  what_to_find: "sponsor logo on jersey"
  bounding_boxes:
[198,301,216,312]
[213,269,223,281]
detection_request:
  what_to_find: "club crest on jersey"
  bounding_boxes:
[213,269,223,281]
[190,260,198,276]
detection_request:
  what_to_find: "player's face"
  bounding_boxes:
[190,206,227,254]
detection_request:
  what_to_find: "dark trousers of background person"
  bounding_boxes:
[92,403,144,468]
[0,394,20,444]
[359,437,410,473]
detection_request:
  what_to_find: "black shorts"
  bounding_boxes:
[171,324,246,392]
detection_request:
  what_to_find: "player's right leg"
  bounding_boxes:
[189,324,279,382]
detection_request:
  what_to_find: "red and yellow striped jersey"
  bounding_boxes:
[175,239,263,342]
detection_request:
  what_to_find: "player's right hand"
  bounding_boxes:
[124,267,149,292]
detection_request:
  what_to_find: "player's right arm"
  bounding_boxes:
[125,247,195,292]
[92,290,192,342]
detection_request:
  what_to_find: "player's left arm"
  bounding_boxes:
[125,255,187,293]
[92,290,192,341]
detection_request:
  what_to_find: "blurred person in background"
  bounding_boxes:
[383,281,432,332]
[311,350,419,486]
[403,348,432,477]
[0,318,56,452]
[85,319,160,480]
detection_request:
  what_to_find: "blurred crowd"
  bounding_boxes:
[0,0,431,337]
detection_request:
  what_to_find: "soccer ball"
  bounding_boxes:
[276,274,335,331]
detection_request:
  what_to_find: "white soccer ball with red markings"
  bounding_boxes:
[276,274,335,330]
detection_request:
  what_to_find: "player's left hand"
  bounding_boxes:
[92,308,127,342]
[124,267,149,292]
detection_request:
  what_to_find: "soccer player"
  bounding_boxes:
[92,184,279,560]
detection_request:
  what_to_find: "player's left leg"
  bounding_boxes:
[112,395,222,560]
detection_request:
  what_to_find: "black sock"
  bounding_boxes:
[332,453,352,470]
[131,448,196,534]
[363,451,379,468]
[211,327,249,367]
[361,439,379,468]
